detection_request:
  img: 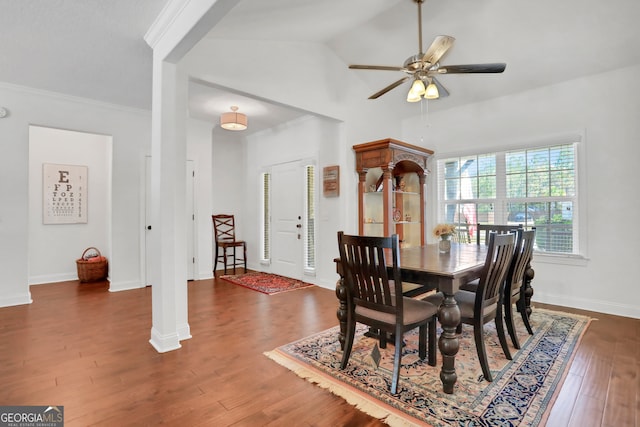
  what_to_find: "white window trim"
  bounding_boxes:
[430,131,588,265]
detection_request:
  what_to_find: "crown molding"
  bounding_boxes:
[0,81,150,115]
[144,0,191,49]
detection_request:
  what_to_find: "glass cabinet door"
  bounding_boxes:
[354,138,433,247]
[363,168,383,237]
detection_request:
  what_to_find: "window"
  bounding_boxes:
[260,172,270,262]
[437,142,580,255]
[304,165,316,271]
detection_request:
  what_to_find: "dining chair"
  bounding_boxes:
[476,223,523,246]
[423,232,515,381]
[503,228,536,348]
[337,231,439,395]
[212,214,247,276]
[460,223,522,292]
[453,221,471,244]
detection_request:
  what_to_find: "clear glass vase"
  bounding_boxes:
[439,237,451,253]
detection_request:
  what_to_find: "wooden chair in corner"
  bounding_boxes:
[337,231,439,395]
[503,228,536,348]
[212,214,247,277]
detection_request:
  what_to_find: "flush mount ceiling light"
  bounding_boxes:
[220,106,247,131]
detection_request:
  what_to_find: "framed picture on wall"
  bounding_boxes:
[323,165,340,197]
[43,163,88,224]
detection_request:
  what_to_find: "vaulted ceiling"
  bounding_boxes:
[2,0,639,135]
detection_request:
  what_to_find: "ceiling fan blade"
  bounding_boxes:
[437,63,506,74]
[431,77,449,98]
[369,77,410,99]
[349,64,405,71]
[422,35,455,65]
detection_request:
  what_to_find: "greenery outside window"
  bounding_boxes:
[437,141,581,255]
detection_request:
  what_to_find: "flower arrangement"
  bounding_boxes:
[433,223,456,239]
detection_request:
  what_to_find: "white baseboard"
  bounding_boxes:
[177,323,192,341]
[108,280,145,292]
[534,291,640,319]
[196,269,214,280]
[29,272,78,285]
[0,292,33,308]
[149,327,181,353]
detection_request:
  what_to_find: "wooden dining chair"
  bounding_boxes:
[459,223,522,293]
[476,223,523,246]
[423,232,515,381]
[337,231,439,395]
[212,214,247,276]
[503,228,536,348]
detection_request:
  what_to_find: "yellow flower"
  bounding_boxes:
[433,223,456,238]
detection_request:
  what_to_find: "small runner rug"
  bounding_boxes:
[220,271,315,295]
[265,308,591,426]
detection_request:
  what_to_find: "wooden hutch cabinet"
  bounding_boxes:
[353,138,433,247]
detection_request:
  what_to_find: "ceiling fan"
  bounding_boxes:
[349,0,506,102]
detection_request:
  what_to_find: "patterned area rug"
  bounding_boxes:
[265,308,591,426]
[220,271,315,295]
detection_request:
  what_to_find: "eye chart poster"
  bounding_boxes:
[43,163,88,224]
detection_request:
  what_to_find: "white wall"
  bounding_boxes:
[183,36,402,288]
[241,113,399,290]
[28,125,111,284]
[402,64,640,318]
[211,131,245,229]
[0,83,150,306]
[244,117,332,284]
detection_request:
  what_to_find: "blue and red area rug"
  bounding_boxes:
[265,308,590,426]
[220,272,315,295]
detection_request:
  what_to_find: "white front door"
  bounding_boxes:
[271,161,304,279]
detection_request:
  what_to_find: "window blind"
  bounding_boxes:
[437,143,578,254]
[305,165,316,270]
[261,172,271,261]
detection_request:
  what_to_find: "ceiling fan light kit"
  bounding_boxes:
[348,0,506,103]
[407,90,422,103]
[410,78,426,96]
[425,80,439,99]
[220,106,248,131]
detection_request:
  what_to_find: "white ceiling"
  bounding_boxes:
[2,0,640,135]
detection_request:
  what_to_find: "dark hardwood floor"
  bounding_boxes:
[0,277,637,426]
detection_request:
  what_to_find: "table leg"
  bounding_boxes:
[523,265,535,317]
[335,276,347,350]
[438,291,461,394]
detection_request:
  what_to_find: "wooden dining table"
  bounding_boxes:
[335,242,489,394]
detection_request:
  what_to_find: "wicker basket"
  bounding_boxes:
[76,247,108,283]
